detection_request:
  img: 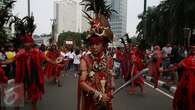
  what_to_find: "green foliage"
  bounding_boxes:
[136,0,195,46]
[81,0,117,18]
[0,0,15,46]
[57,31,87,47]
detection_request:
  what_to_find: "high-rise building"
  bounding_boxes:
[54,0,78,35]
[54,0,90,36]
[108,0,127,41]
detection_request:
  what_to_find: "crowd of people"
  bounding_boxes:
[0,0,195,110]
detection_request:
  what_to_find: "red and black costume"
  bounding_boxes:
[115,48,127,79]
[148,46,162,88]
[11,16,52,110]
[44,49,60,80]
[128,47,144,93]
[78,0,115,109]
[14,47,45,103]
[0,66,8,84]
[78,53,113,110]
[173,54,195,110]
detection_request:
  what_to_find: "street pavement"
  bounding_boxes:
[7,71,172,110]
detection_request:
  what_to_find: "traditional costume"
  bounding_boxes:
[0,67,8,84]
[78,0,115,109]
[162,37,195,110]
[172,54,195,110]
[45,44,66,87]
[148,45,162,88]
[44,46,60,79]
[115,48,127,79]
[128,47,144,94]
[14,35,46,109]
[12,16,56,110]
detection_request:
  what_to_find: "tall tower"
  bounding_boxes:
[54,0,90,36]
[54,0,78,35]
[109,0,127,40]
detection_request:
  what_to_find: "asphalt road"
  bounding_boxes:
[6,71,172,110]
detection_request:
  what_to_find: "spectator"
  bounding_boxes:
[73,49,81,77]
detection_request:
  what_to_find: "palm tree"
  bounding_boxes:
[0,0,16,45]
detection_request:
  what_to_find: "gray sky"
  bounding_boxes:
[13,0,161,35]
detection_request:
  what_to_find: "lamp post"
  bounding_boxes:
[143,0,147,40]
[28,0,30,16]
[184,28,191,48]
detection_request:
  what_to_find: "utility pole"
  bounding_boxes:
[28,0,30,16]
[50,19,57,44]
[143,0,147,40]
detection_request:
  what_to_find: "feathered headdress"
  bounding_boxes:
[81,0,116,42]
[9,16,36,44]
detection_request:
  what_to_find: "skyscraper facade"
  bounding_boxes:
[54,0,90,36]
[108,0,127,40]
[54,0,78,35]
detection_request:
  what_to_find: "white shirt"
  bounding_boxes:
[162,46,172,57]
[73,54,81,64]
[67,52,75,59]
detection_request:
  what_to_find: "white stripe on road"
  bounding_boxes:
[144,82,174,99]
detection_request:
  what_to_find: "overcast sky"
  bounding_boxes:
[13,0,161,36]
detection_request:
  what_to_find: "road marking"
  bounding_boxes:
[144,82,174,99]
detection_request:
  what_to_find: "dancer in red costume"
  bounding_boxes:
[78,35,114,110]
[14,34,57,110]
[115,47,127,79]
[0,67,8,84]
[148,45,162,88]
[163,45,195,110]
[4,16,57,110]
[44,44,63,87]
[78,0,115,109]
[128,46,144,94]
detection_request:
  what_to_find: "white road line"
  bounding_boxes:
[144,82,174,99]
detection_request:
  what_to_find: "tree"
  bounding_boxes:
[136,0,195,46]
[0,0,16,46]
[57,31,87,47]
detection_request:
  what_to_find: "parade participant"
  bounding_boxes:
[78,0,115,109]
[162,43,195,110]
[5,16,57,110]
[128,46,144,94]
[73,49,81,77]
[44,44,63,86]
[148,45,162,88]
[78,35,114,110]
[115,47,126,78]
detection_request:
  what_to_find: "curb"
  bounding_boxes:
[144,75,177,94]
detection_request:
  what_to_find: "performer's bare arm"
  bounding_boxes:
[0,59,14,65]
[79,59,96,93]
[45,56,57,64]
[162,62,183,73]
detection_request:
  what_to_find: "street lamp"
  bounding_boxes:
[28,0,30,16]
[143,0,147,40]
[184,28,191,48]
[144,0,147,13]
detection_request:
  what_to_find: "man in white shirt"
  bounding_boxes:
[162,43,172,57]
